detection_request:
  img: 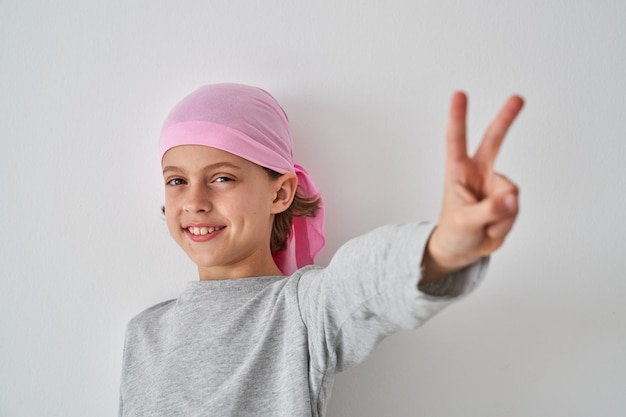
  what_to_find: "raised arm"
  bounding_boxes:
[421,91,524,285]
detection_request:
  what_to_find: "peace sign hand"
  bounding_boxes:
[421,92,524,284]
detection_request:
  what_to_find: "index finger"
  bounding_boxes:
[474,95,524,165]
[446,91,469,162]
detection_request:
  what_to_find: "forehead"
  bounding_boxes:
[162,145,258,171]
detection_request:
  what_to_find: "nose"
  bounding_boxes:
[183,183,212,213]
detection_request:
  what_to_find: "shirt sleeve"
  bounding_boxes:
[296,222,486,374]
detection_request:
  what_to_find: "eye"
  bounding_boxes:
[214,176,233,183]
[166,178,186,186]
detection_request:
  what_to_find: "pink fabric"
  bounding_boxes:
[159,83,325,274]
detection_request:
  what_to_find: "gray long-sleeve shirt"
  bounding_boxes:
[119,223,486,416]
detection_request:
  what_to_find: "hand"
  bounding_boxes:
[422,91,524,283]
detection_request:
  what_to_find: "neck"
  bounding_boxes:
[197,260,283,281]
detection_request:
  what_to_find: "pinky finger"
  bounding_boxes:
[486,216,517,241]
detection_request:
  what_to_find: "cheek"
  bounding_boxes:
[236,189,273,217]
[225,199,266,229]
[163,200,179,230]
[165,214,178,234]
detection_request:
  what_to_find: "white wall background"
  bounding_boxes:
[1,0,625,416]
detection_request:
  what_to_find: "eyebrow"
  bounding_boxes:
[162,162,241,175]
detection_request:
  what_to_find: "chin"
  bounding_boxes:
[189,256,221,268]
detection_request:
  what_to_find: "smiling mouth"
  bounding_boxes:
[187,226,225,236]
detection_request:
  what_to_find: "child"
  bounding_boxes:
[119,83,523,416]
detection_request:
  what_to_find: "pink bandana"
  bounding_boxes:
[159,83,325,274]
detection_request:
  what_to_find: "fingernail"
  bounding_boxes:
[504,194,517,212]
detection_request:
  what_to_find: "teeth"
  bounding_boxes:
[188,226,221,236]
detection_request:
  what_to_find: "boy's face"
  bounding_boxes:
[162,145,284,280]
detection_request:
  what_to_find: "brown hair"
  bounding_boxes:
[264,168,321,252]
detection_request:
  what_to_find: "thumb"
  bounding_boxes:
[463,192,518,228]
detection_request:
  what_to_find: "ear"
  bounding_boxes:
[271,172,298,214]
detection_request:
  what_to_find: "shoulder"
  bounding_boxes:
[126,298,176,333]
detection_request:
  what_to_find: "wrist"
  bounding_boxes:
[420,228,478,285]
